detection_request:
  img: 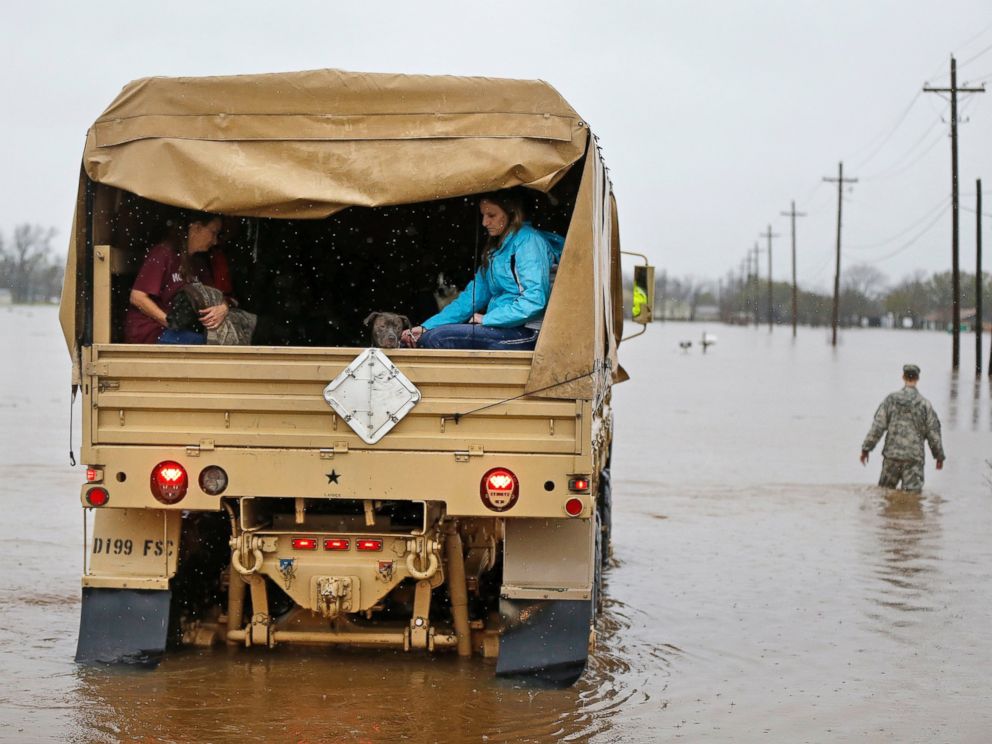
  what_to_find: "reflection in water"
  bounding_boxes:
[72,650,580,743]
[66,587,668,743]
[987,378,992,431]
[972,377,980,430]
[862,490,941,639]
[947,371,959,428]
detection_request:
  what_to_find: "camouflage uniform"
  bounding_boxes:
[861,385,944,492]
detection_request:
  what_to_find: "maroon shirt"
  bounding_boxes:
[124,243,215,343]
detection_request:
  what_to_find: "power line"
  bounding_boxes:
[801,179,826,203]
[847,195,952,250]
[954,17,992,59]
[847,31,992,169]
[851,91,923,169]
[860,125,947,181]
[846,202,951,264]
[806,251,836,284]
[961,204,992,219]
[859,100,947,179]
[958,38,992,69]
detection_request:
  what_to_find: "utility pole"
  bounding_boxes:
[739,258,748,324]
[824,162,858,347]
[760,224,780,332]
[744,254,751,325]
[781,201,806,337]
[977,179,983,375]
[751,243,761,327]
[925,56,985,369]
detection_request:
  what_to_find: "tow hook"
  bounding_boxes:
[316,576,353,618]
[230,534,265,576]
[405,536,440,580]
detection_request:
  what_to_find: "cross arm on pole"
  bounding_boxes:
[923,85,986,93]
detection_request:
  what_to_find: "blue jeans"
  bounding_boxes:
[419,324,539,350]
[158,329,206,345]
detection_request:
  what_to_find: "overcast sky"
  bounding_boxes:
[4,0,992,292]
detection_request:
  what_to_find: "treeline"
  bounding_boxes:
[651,263,992,327]
[0,225,63,303]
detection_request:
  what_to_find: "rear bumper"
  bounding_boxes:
[80,446,594,518]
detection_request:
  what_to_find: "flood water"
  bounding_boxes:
[1,305,990,743]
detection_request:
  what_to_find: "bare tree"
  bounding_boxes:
[5,224,57,302]
[842,263,888,300]
[840,263,888,325]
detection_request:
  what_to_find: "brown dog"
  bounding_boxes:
[364,312,412,348]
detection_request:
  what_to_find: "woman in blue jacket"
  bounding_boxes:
[402,192,563,351]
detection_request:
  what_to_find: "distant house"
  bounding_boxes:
[961,308,980,331]
[922,309,946,331]
[924,307,980,331]
[0,289,11,306]
[693,303,720,322]
[660,298,691,320]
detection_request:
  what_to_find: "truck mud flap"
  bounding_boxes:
[75,588,172,666]
[495,598,592,686]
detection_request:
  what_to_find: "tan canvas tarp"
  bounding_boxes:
[62,69,620,398]
[82,69,587,217]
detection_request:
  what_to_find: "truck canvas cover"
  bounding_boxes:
[60,69,624,398]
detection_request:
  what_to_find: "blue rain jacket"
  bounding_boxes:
[422,223,564,330]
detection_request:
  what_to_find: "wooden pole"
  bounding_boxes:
[925,57,984,368]
[759,225,779,332]
[781,201,806,337]
[824,163,857,346]
[752,243,761,327]
[951,57,961,367]
[977,179,983,375]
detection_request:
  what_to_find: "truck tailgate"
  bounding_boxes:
[85,345,580,455]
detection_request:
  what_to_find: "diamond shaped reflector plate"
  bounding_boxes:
[323,348,421,444]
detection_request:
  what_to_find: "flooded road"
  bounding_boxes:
[2,305,990,742]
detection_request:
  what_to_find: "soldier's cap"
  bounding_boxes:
[903,364,920,378]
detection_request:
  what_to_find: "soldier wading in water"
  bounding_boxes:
[860,364,945,492]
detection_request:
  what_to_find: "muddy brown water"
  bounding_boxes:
[1,306,990,743]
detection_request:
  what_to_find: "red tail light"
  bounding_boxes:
[324,538,350,551]
[86,468,101,483]
[150,461,188,504]
[357,539,383,552]
[292,538,318,550]
[568,476,590,492]
[480,467,520,512]
[85,487,109,507]
[564,497,584,517]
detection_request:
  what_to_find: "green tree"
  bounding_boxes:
[884,271,932,327]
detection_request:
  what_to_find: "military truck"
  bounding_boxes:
[61,69,651,684]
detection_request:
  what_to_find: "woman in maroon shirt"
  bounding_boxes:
[124,212,233,344]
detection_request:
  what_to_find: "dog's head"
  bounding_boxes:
[433,272,459,311]
[364,312,411,349]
